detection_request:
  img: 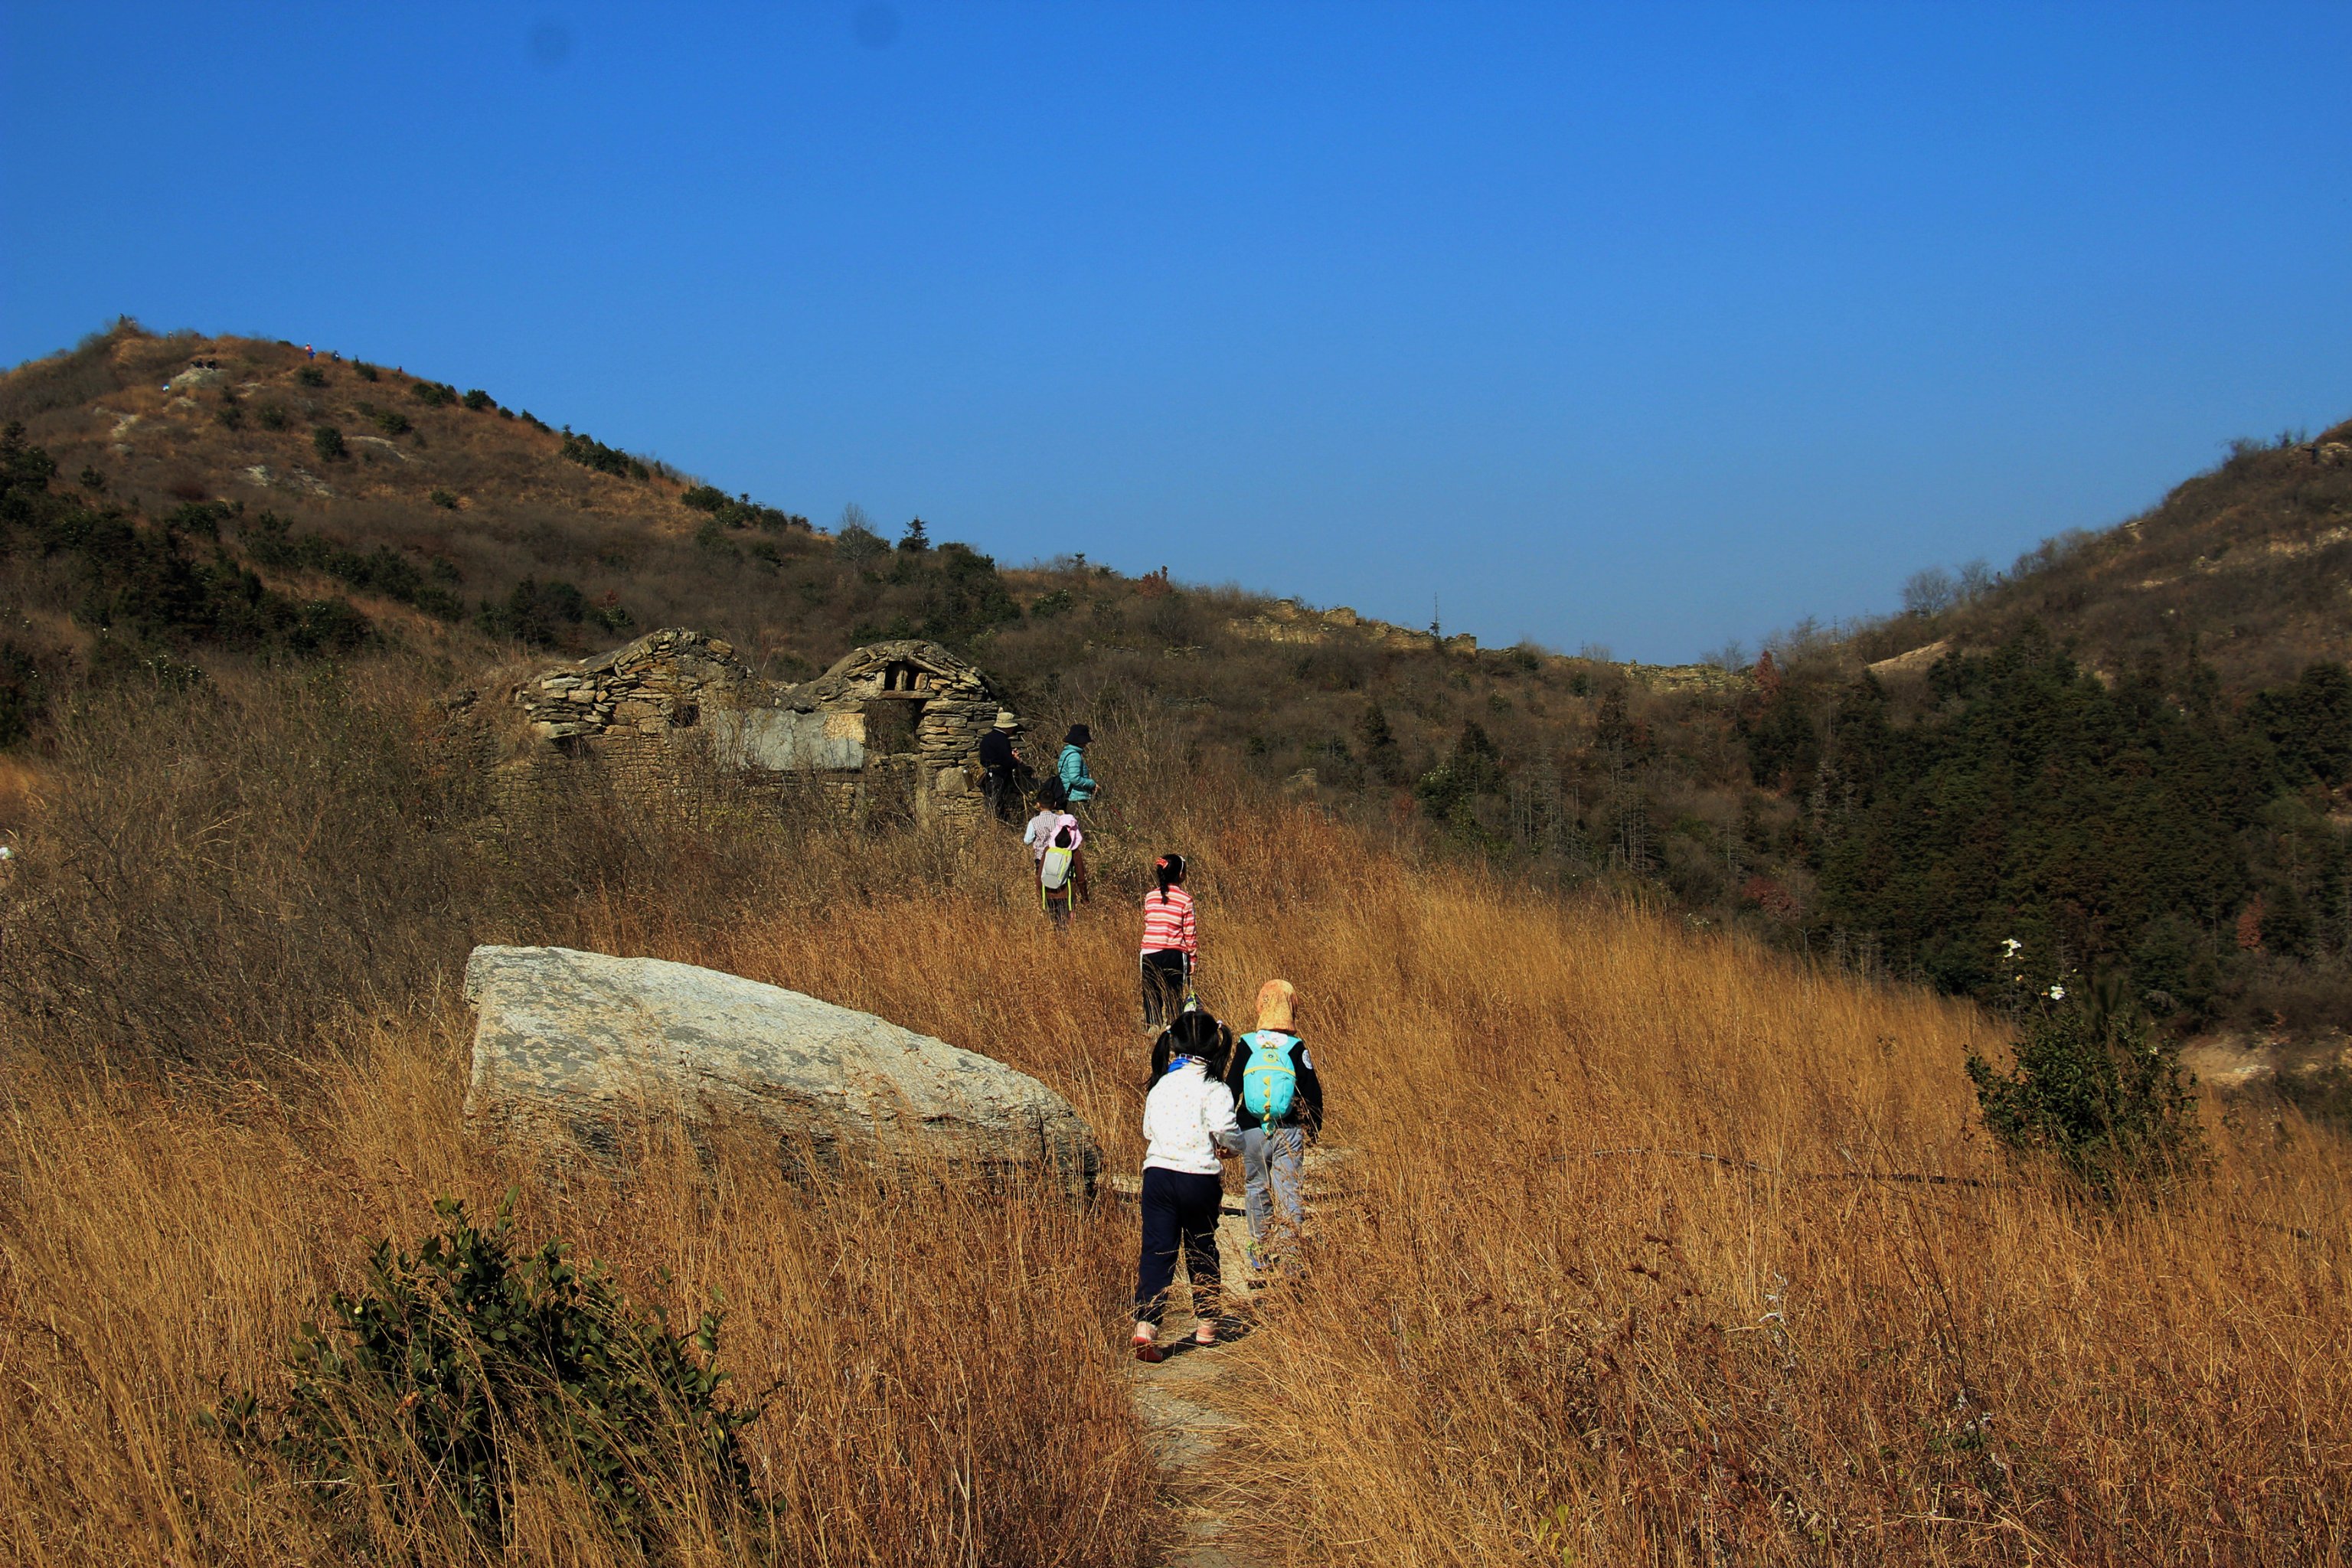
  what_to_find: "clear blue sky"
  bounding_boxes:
[5,2,2350,662]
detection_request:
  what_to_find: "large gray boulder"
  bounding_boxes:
[463,946,1099,1194]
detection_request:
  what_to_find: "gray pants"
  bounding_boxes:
[1240,1125,1306,1269]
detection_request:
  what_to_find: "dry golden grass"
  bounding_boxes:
[2,678,2348,1565]
[1218,870,2352,1566]
[0,1024,1149,1566]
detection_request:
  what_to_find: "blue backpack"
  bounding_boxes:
[1240,1031,1298,1122]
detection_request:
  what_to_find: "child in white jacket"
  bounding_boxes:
[1132,1010,1240,1361]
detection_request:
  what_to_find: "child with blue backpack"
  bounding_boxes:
[1223,978,1322,1276]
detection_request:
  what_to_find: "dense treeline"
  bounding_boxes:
[1749,622,2352,1022]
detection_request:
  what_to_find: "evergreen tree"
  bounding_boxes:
[1357,701,1406,786]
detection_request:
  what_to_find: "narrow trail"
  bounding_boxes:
[1122,1148,1354,1568]
[1127,1196,1270,1568]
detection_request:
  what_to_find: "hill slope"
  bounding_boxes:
[7,325,2352,1563]
[0,318,1728,854]
[7,320,2352,1067]
[1854,423,2352,693]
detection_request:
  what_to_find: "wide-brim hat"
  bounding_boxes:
[993,710,1019,730]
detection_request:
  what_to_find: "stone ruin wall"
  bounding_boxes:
[435,629,1011,831]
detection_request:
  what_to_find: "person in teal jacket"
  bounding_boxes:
[1057,724,1097,808]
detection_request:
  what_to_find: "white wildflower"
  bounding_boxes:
[2047,983,2066,1001]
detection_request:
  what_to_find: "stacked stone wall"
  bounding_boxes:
[443,630,1012,835]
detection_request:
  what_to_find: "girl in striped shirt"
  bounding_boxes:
[1139,853,1197,1029]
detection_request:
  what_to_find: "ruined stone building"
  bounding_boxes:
[440,629,1015,828]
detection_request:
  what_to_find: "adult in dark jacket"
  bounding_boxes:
[977,710,1025,822]
[1223,978,1322,1275]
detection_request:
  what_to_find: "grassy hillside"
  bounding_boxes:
[0,320,1719,795]
[1855,422,2352,694]
[7,319,2352,1059]
[3,658,2347,1565]
[1740,428,2352,1065]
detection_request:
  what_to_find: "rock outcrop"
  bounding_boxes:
[462,945,1099,1194]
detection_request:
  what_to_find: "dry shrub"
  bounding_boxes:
[0,666,472,1079]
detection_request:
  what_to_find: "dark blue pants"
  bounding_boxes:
[1134,1167,1223,1325]
[1140,949,1189,1027]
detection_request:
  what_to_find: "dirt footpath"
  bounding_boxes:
[1122,1148,1354,1568]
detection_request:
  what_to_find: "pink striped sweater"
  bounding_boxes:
[1138,887,1197,956]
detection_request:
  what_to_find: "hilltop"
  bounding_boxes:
[1852,422,2352,693]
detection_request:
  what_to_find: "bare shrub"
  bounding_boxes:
[0,667,471,1079]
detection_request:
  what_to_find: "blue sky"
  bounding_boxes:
[5,2,2350,662]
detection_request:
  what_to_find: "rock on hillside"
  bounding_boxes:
[463,945,1099,1193]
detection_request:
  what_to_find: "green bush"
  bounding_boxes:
[1029,588,1073,619]
[287,596,372,655]
[207,1195,759,1544]
[559,430,651,482]
[479,577,591,647]
[165,501,231,541]
[0,425,374,657]
[681,482,806,532]
[429,488,458,511]
[312,426,346,461]
[1416,720,1508,841]
[410,380,458,407]
[461,387,493,411]
[296,364,328,387]
[916,541,1022,641]
[256,404,288,431]
[352,361,379,382]
[240,511,462,621]
[590,593,634,635]
[372,410,412,436]
[1966,980,2206,1196]
[215,400,243,430]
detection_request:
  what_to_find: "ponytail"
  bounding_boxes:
[1153,852,1186,903]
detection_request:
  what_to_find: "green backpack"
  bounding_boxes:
[1240,1031,1298,1122]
